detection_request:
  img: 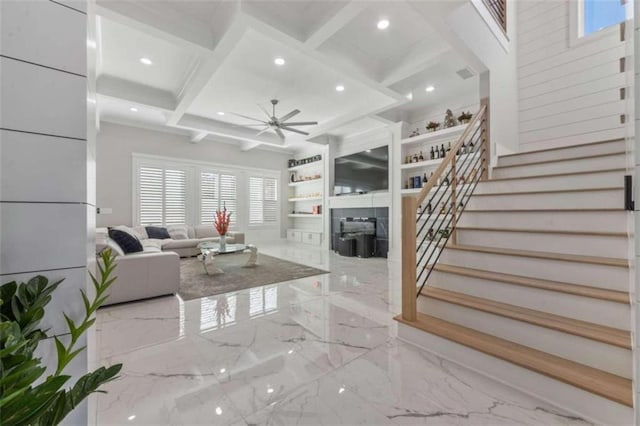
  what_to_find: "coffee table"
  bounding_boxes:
[197,242,258,274]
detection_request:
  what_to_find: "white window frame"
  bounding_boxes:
[247,174,280,230]
[569,0,632,47]
[198,169,239,230]
[132,153,281,232]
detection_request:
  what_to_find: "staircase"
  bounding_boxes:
[396,136,634,424]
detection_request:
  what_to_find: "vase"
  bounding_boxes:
[219,234,227,251]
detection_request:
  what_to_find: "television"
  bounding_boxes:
[334,146,389,195]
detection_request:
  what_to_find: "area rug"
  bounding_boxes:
[178,253,329,300]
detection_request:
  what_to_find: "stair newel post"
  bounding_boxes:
[401,195,418,321]
[480,98,490,181]
[451,155,458,245]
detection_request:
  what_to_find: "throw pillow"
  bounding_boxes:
[167,225,189,240]
[108,228,143,254]
[104,238,125,256]
[145,226,171,239]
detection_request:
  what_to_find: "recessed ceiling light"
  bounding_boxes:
[127,415,136,421]
[130,107,138,112]
[377,19,390,30]
[215,407,223,416]
[406,92,413,101]
[366,149,372,153]
[139,57,153,65]
[335,85,345,92]
[86,39,97,49]
[425,85,435,92]
[274,57,285,66]
[217,111,225,116]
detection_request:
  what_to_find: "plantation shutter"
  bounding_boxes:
[249,176,278,225]
[137,166,186,225]
[220,174,237,227]
[139,167,164,225]
[199,172,237,227]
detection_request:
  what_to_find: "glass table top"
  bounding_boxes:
[197,242,247,254]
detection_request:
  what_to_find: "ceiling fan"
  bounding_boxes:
[230,99,318,140]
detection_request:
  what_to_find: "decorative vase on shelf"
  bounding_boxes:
[219,234,227,251]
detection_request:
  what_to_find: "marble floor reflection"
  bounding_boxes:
[95,242,590,425]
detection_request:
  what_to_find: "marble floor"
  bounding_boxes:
[94,241,590,425]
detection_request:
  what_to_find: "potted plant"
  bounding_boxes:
[426,121,440,132]
[214,206,232,251]
[0,250,122,426]
[458,111,473,124]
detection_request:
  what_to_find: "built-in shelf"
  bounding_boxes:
[288,196,323,202]
[402,183,473,195]
[288,214,323,218]
[401,152,481,171]
[288,179,322,187]
[288,161,323,172]
[401,124,467,146]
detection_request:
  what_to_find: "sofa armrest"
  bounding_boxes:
[104,251,180,306]
[227,231,244,244]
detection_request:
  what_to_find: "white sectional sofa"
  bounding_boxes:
[96,225,245,305]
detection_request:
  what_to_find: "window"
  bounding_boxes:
[200,172,237,227]
[138,166,187,225]
[249,176,278,226]
[584,0,626,36]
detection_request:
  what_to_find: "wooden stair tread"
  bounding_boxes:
[498,138,624,159]
[493,151,625,169]
[420,287,631,349]
[395,313,632,407]
[445,243,629,267]
[432,263,629,304]
[472,187,623,196]
[455,226,628,237]
[487,168,626,182]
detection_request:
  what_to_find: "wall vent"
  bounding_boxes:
[456,67,476,80]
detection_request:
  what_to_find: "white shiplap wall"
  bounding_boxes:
[0,1,91,424]
[517,0,627,150]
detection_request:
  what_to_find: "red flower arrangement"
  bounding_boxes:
[214,206,231,236]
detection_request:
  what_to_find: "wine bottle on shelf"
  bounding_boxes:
[468,140,475,153]
[419,151,424,161]
[461,142,466,155]
[446,141,452,153]
[422,173,428,188]
[440,144,446,158]
[443,176,449,186]
[427,228,434,241]
[413,153,419,163]
[427,201,433,214]
[440,203,446,214]
[430,146,435,160]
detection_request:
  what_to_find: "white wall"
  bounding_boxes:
[406,91,480,136]
[96,122,291,241]
[517,0,627,151]
[0,1,93,424]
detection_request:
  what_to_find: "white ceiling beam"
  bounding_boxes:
[190,131,208,144]
[166,19,248,126]
[177,114,285,147]
[240,141,262,151]
[304,2,367,50]
[97,75,176,111]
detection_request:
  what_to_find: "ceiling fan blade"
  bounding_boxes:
[255,127,272,137]
[231,123,269,127]
[280,121,318,126]
[228,112,268,124]
[279,109,300,122]
[275,128,286,140]
[257,103,273,120]
[280,126,309,136]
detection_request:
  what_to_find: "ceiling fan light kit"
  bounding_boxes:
[230,99,318,140]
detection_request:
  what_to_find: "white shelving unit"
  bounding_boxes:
[400,124,477,193]
[287,156,325,246]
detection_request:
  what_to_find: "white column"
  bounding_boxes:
[0,0,93,424]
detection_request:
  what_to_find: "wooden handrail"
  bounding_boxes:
[416,105,487,205]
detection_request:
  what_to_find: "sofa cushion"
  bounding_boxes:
[131,226,148,240]
[167,225,189,240]
[193,225,219,239]
[142,239,164,253]
[108,228,143,254]
[145,226,171,239]
[162,238,203,250]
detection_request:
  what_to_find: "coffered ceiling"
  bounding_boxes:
[94,0,477,152]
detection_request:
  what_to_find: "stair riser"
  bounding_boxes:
[455,229,628,258]
[439,249,628,291]
[417,298,632,378]
[476,170,624,193]
[465,190,623,210]
[498,140,626,167]
[428,270,630,329]
[492,154,626,179]
[458,210,629,233]
[397,323,634,425]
